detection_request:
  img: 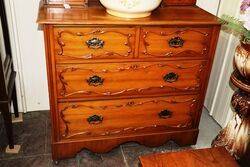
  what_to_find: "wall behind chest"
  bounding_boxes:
[6,0,220,112]
[203,0,241,127]
[5,0,49,112]
[196,0,221,15]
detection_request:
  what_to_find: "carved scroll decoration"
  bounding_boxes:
[60,86,196,98]
[57,29,133,59]
[58,62,206,97]
[64,123,193,139]
[60,97,198,138]
[142,29,209,58]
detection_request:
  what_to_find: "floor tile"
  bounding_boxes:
[195,108,221,149]
[47,155,77,167]
[0,111,48,160]
[0,155,50,167]
[22,132,46,156]
[22,113,46,135]
[22,155,50,167]
[23,111,48,121]
[0,157,25,167]
[0,122,25,159]
[21,112,47,156]
[78,149,103,167]
[45,117,52,154]
[121,141,172,167]
[78,147,126,167]
[100,147,127,167]
[0,109,222,166]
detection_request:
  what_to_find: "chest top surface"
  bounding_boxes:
[37,5,220,26]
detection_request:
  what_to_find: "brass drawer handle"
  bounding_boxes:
[87,115,103,124]
[87,75,104,86]
[163,72,179,83]
[159,109,172,119]
[86,37,105,49]
[169,37,184,48]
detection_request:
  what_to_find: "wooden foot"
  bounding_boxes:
[5,145,21,154]
[11,113,23,123]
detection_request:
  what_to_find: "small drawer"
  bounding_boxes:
[53,27,136,62]
[56,60,207,99]
[139,27,211,59]
[58,95,199,140]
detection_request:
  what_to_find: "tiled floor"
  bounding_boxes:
[0,108,221,167]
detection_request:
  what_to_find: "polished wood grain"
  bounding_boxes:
[192,26,221,128]
[52,129,199,160]
[56,60,207,99]
[37,6,220,26]
[52,26,213,63]
[58,95,198,140]
[140,27,211,59]
[38,1,221,162]
[54,27,136,61]
[139,147,239,167]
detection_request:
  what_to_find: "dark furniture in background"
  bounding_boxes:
[212,44,249,166]
[0,0,19,149]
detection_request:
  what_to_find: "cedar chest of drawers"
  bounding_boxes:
[37,0,221,162]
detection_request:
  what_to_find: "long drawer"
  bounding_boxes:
[58,94,199,140]
[56,60,207,99]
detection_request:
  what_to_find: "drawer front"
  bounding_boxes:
[56,60,207,99]
[139,27,211,59]
[53,27,136,62]
[58,95,199,140]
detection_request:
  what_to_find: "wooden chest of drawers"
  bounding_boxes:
[37,1,220,162]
